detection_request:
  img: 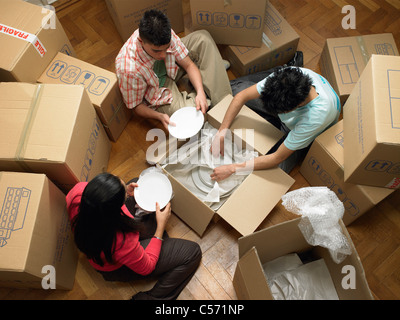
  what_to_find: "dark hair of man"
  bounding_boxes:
[71,173,142,267]
[260,67,313,117]
[139,9,171,46]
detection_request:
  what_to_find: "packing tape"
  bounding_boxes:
[356,36,370,66]
[15,84,44,170]
[262,32,275,50]
[0,23,47,57]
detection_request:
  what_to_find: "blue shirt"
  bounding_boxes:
[256,67,341,150]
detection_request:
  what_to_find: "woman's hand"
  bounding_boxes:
[155,202,171,231]
[126,182,138,197]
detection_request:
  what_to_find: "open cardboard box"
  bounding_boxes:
[233,217,373,300]
[300,120,394,226]
[159,95,295,236]
[0,172,78,290]
[343,55,400,189]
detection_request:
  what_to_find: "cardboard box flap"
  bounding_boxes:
[207,95,283,155]
[238,217,309,261]
[163,168,214,236]
[234,247,272,300]
[0,0,51,71]
[218,167,294,236]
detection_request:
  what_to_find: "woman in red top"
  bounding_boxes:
[66,172,201,300]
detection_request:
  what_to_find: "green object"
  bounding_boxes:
[153,59,167,87]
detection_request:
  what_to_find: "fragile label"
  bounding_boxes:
[385,177,400,189]
[0,23,47,57]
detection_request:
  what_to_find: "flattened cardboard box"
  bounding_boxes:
[233,217,373,300]
[223,1,299,76]
[0,83,111,193]
[0,0,76,83]
[38,52,132,142]
[343,55,400,189]
[105,0,184,42]
[190,0,267,47]
[300,120,394,226]
[160,95,295,237]
[0,172,78,290]
[319,33,399,105]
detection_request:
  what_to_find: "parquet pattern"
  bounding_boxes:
[0,0,399,300]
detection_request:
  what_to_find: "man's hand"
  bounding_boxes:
[158,113,176,131]
[195,90,209,114]
[210,164,236,182]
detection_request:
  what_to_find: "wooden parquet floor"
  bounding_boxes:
[1,0,399,301]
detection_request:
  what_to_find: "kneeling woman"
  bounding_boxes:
[66,172,202,300]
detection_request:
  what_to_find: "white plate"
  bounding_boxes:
[134,172,172,212]
[168,106,204,139]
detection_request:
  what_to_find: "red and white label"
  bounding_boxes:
[0,23,47,57]
[385,177,400,189]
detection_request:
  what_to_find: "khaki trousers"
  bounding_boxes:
[157,30,232,116]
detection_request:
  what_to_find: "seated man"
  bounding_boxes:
[210,66,341,180]
[115,9,232,131]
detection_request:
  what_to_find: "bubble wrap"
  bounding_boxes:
[281,187,352,263]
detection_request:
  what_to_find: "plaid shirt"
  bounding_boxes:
[115,29,188,109]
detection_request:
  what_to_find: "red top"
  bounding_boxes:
[66,182,162,275]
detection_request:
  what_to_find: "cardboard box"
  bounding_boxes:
[0,0,76,83]
[0,172,78,289]
[161,95,295,237]
[222,1,299,76]
[319,33,399,105]
[190,0,267,47]
[0,83,111,193]
[105,0,184,42]
[38,53,132,142]
[343,55,400,189]
[300,120,394,226]
[233,217,374,300]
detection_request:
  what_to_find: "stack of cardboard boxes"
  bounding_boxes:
[0,0,113,290]
[0,0,398,300]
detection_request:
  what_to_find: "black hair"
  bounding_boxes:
[71,173,142,266]
[260,67,313,117]
[139,9,171,46]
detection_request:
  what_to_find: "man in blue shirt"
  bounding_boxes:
[210,66,341,181]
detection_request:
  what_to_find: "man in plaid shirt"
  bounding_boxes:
[116,9,232,131]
